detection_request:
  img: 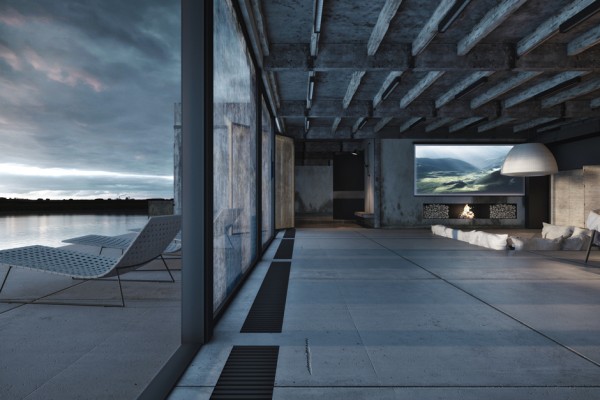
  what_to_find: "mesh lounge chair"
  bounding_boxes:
[62,232,181,255]
[0,215,181,307]
[585,209,600,263]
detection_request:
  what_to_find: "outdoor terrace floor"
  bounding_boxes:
[170,227,600,400]
[0,244,181,400]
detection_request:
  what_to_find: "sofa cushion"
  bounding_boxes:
[509,237,526,251]
[456,230,475,242]
[562,234,585,251]
[525,237,563,251]
[542,222,574,240]
[489,233,509,250]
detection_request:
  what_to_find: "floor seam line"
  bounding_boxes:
[375,242,600,370]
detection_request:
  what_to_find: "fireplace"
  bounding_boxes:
[423,203,517,219]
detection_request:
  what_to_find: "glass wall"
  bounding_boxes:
[261,97,274,246]
[213,0,257,311]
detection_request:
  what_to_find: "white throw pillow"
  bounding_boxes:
[586,210,600,231]
[572,227,593,249]
[431,225,446,236]
[525,237,563,251]
[542,222,574,240]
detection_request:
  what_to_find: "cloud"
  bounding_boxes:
[0,43,21,70]
[23,48,104,92]
[0,0,181,198]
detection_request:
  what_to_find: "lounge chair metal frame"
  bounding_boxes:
[62,233,180,281]
[0,215,181,307]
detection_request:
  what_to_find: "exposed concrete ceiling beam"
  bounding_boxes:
[285,124,539,141]
[516,0,597,57]
[249,0,270,55]
[448,116,486,133]
[331,117,342,134]
[504,71,590,108]
[564,100,600,117]
[470,71,542,109]
[310,0,324,56]
[342,71,366,109]
[373,71,403,108]
[536,119,600,143]
[457,0,527,56]
[425,117,454,132]
[400,71,444,108]
[264,43,600,71]
[412,0,456,56]
[368,0,404,56]
[541,77,600,108]
[537,119,576,133]
[352,117,368,134]
[515,43,600,70]
[568,25,600,56]
[477,116,515,132]
[513,117,561,132]
[374,117,393,133]
[238,0,281,115]
[399,116,425,133]
[416,44,513,71]
[435,71,495,109]
[280,99,599,119]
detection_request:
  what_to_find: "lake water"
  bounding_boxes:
[0,214,149,250]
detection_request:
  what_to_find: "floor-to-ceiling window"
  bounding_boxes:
[213,0,257,311]
[261,97,274,246]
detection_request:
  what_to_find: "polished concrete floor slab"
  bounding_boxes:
[171,226,600,399]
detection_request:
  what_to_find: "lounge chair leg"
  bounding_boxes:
[0,266,12,294]
[585,231,596,263]
[116,269,125,307]
[160,255,175,283]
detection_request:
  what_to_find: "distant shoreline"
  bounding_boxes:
[0,198,172,215]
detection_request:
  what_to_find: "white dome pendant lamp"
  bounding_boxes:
[500,143,558,176]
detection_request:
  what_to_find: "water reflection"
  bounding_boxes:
[0,214,148,250]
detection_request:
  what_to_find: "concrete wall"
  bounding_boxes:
[552,165,600,227]
[364,139,375,213]
[380,139,525,228]
[275,135,294,228]
[295,166,333,215]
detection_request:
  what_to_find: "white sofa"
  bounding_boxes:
[431,210,600,252]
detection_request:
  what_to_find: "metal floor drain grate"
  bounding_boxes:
[210,345,279,400]
[241,261,291,333]
[274,239,294,259]
[283,228,295,239]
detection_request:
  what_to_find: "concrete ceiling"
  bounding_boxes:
[239,0,600,148]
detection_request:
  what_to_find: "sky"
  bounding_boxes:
[0,0,180,199]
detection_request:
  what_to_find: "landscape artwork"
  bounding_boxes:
[414,145,525,196]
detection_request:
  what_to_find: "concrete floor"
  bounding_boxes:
[0,245,181,400]
[170,226,600,400]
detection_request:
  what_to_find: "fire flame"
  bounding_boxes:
[460,204,475,219]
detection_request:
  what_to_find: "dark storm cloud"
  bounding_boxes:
[0,0,180,198]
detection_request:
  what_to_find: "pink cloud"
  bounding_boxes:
[23,48,104,92]
[0,44,21,70]
[0,7,26,26]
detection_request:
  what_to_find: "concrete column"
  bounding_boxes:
[174,102,182,215]
[373,138,382,228]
